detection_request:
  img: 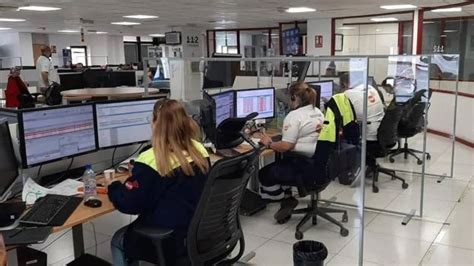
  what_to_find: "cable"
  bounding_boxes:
[111,147,117,170]
[36,164,43,179]
[44,157,75,188]
[90,222,98,256]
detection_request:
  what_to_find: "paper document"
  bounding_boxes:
[22,178,83,205]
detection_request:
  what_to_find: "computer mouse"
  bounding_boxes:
[84,199,102,208]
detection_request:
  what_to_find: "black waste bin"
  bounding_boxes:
[293,241,328,266]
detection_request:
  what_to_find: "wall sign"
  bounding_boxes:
[186,35,199,47]
[315,35,323,48]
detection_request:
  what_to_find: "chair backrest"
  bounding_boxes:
[187,149,259,265]
[377,100,405,149]
[399,89,428,131]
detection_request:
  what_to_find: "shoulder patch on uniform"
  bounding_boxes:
[125,180,140,190]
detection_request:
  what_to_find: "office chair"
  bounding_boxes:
[368,100,409,193]
[291,141,350,240]
[131,149,259,266]
[388,90,431,165]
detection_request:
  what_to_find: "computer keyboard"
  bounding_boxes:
[20,194,82,226]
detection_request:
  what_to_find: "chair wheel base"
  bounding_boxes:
[372,186,379,193]
[295,231,303,240]
[417,160,423,165]
[276,215,291,224]
[342,214,348,223]
[402,183,409,189]
[389,158,395,163]
[340,228,349,237]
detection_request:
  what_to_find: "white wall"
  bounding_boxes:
[19,33,34,66]
[0,33,23,68]
[306,19,332,75]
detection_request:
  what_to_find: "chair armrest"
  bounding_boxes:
[133,225,174,240]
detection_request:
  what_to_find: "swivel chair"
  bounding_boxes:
[388,90,432,165]
[291,140,350,240]
[131,149,259,266]
[368,100,409,193]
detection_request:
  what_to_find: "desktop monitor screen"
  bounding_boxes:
[308,81,334,110]
[236,87,275,119]
[95,98,161,149]
[19,104,97,168]
[0,120,19,197]
[212,90,235,127]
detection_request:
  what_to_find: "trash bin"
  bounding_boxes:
[293,241,328,266]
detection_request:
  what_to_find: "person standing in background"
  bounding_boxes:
[36,46,60,92]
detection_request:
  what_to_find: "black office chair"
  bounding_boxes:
[388,90,432,165]
[368,100,409,193]
[291,141,350,240]
[131,149,259,266]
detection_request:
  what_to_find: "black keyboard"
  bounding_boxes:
[20,194,82,226]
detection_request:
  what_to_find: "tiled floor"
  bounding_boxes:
[16,134,474,265]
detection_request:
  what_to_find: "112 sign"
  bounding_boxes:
[187,36,199,46]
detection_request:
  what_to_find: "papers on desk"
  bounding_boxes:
[22,178,83,205]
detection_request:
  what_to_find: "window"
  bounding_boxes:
[215,31,238,54]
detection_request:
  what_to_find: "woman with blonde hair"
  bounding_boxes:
[107,99,210,265]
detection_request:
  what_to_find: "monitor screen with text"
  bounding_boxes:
[95,99,157,148]
[20,105,96,167]
[236,88,275,119]
[212,91,235,127]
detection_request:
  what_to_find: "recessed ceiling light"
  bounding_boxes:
[149,33,165,37]
[338,26,356,30]
[96,32,108,34]
[285,7,316,13]
[214,20,237,24]
[124,15,158,19]
[0,27,11,30]
[370,17,398,22]
[0,18,26,22]
[380,4,417,10]
[440,35,447,38]
[18,6,61,12]
[111,21,141,26]
[58,30,79,33]
[432,7,462,13]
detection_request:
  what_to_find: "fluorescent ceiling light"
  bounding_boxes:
[124,15,158,19]
[444,29,458,33]
[338,26,356,30]
[149,33,165,37]
[440,35,447,38]
[18,6,61,11]
[432,7,462,13]
[370,17,398,22]
[96,31,108,34]
[215,20,236,24]
[0,27,11,30]
[58,30,79,33]
[111,21,141,25]
[403,35,412,37]
[423,21,435,24]
[380,4,417,10]
[285,7,316,13]
[0,18,26,22]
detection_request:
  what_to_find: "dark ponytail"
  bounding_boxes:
[289,82,317,108]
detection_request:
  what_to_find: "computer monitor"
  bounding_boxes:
[308,81,334,110]
[211,90,235,127]
[307,84,321,111]
[95,98,162,149]
[236,87,275,120]
[18,104,97,168]
[0,120,19,200]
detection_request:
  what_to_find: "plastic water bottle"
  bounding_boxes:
[83,164,97,201]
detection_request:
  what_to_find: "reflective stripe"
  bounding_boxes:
[136,139,209,175]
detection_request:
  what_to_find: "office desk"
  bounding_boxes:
[61,87,166,104]
[43,129,281,259]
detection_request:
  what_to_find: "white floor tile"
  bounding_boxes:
[400,177,468,202]
[231,233,269,258]
[247,240,294,266]
[31,229,110,265]
[240,211,293,239]
[385,195,456,222]
[421,244,474,266]
[366,215,443,242]
[333,186,401,210]
[327,254,381,266]
[338,231,431,265]
[435,203,474,250]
